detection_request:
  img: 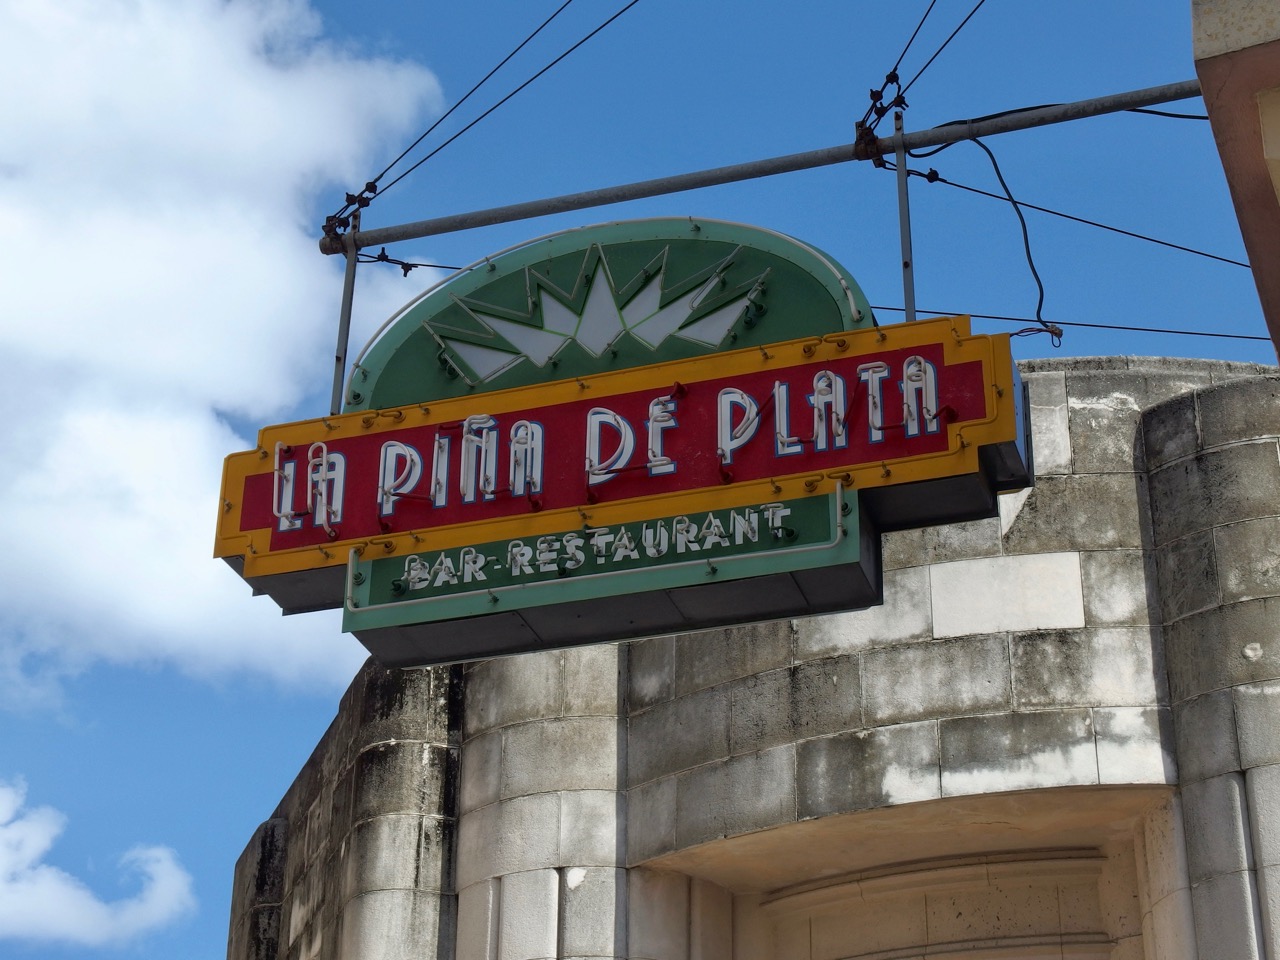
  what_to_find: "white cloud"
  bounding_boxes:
[0,780,195,945]
[0,0,445,701]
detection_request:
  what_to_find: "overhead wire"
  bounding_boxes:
[905,167,1249,267]
[324,0,643,237]
[871,306,1271,343]
[896,0,987,102]
[330,0,579,224]
[366,0,643,202]
[861,0,939,127]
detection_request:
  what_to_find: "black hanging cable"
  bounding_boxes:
[359,248,463,277]
[330,0,578,224]
[871,306,1271,343]
[968,137,1056,342]
[908,168,1250,267]
[371,0,643,204]
[1127,107,1209,120]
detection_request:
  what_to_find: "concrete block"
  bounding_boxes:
[1191,869,1263,960]
[796,566,931,658]
[465,653,563,739]
[926,879,1061,943]
[1216,517,1280,605]
[355,663,456,747]
[1195,375,1280,449]
[1012,627,1161,710]
[456,879,498,960]
[880,516,1002,571]
[930,553,1085,638]
[728,669,793,756]
[1027,369,1071,475]
[863,635,1010,726]
[627,869,689,960]
[940,710,1097,796]
[338,889,443,960]
[1150,886,1197,960]
[1067,379,1144,474]
[791,655,861,741]
[724,744,796,837]
[232,817,288,910]
[796,720,940,819]
[341,815,450,904]
[350,741,454,822]
[559,790,620,867]
[1149,442,1280,547]
[627,686,729,787]
[460,729,502,814]
[498,869,559,960]
[773,916,811,958]
[673,620,793,698]
[1165,598,1280,704]
[626,776,677,865]
[1156,530,1220,624]
[1258,862,1280,960]
[812,897,928,959]
[562,645,622,718]
[674,760,730,850]
[456,793,560,888]
[501,717,621,798]
[1095,707,1176,784]
[1247,764,1280,869]
[627,637,674,711]
[690,878,732,960]
[229,906,281,960]
[1234,681,1280,769]
[559,867,625,958]
[1080,549,1158,627]
[1142,795,1191,907]
[1143,391,1198,471]
[1174,690,1240,784]
[732,894,775,960]
[1099,843,1143,940]
[1182,773,1252,883]
[1001,474,1148,554]
[1058,878,1106,934]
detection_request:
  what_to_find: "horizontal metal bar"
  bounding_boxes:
[320,79,1201,255]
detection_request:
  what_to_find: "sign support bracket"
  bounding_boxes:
[330,209,360,416]
[894,111,917,325]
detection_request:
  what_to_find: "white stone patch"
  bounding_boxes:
[880,762,940,806]
[1069,393,1141,414]
[1029,401,1071,474]
[931,553,1085,638]
[943,740,1097,796]
[1096,708,1174,784]
[565,867,587,890]
[797,566,932,657]
[998,486,1033,537]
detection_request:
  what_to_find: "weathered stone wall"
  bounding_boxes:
[1147,373,1280,960]
[227,357,1280,960]
[226,664,459,960]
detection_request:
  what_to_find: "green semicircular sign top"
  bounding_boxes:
[346,217,875,411]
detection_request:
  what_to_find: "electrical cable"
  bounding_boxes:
[359,248,463,276]
[371,0,643,204]
[1127,107,1209,120]
[968,137,1053,339]
[861,0,939,126]
[897,0,987,101]
[871,306,1271,343]
[907,168,1250,267]
[331,0,578,223]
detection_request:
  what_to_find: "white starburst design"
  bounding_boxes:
[435,247,761,383]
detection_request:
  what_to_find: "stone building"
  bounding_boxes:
[227,354,1279,960]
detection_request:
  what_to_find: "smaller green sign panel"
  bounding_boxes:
[342,488,874,663]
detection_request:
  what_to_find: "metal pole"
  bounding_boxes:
[320,79,1201,254]
[330,211,360,415]
[894,112,916,325]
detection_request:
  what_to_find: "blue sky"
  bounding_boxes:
[0,2,1272,959]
